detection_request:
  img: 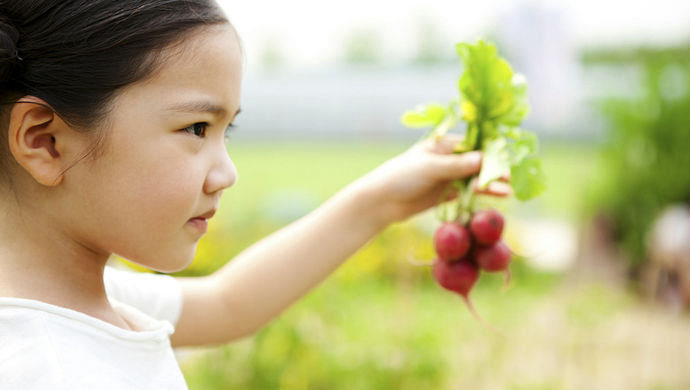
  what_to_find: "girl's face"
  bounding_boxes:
[67,25,242,272]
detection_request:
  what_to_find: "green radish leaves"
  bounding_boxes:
[401,103,448,128]
[456,41,514,123]
[401,40,546,202]
[511,157,547,200]
[401,101,459,139]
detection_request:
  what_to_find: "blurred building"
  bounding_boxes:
[231,3,654,144]
[234,64,460,143]
[495,3,582,136]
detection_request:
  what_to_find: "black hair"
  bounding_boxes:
[0,0,229,129]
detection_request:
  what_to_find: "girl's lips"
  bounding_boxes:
[187,217,208,233]
[188,208,216,233]
[195,209,217,220]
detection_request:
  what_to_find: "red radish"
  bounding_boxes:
[474,240,512,288]
[433,222,471,262]
[432,258,502,334]
[469,209,504,245]
[432,258,478,295]
[474,240,511,272]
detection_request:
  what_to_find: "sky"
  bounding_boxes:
[217,0,690,71]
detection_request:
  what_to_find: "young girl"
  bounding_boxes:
[0,1,510,388]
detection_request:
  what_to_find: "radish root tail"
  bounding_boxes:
[462,296,505,337]
[502,268,512,291]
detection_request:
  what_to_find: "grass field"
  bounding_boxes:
[174,140,690,389]
[220,139,597,222]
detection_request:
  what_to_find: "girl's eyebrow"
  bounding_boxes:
[166,100,241,118]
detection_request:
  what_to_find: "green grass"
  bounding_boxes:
[221,140,597,222]
[538,142,598,220]
[182,262,562,390]
[177,141,690,389]
[182,269,690,390]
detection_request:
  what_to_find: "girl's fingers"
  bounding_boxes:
[416,134,510,187]
[472,179,513,197]
[428,151,482,180]
[429,133,465,154]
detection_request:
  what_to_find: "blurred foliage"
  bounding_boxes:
[115,141,608,387]
[585,44,690,268]
[581,45,690,66]
[182,251,561,390]
[410,18,448,66]
[342,28,384,65]
[537,143,597,221]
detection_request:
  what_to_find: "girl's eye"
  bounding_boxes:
[224,123,236,141]
[182,122,208,138]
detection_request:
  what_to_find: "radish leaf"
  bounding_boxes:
[511,157,546,200]
[401,103,448,128]
[400,39,546,207]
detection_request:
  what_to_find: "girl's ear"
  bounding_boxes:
[8,96,84,187]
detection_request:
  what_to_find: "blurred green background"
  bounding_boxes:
[123,1,690,389]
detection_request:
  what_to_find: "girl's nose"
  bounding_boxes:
[204,146,238,194]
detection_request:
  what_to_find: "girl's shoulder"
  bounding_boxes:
[0,297,187,389]
[0,296,174,339]
[103,265,183,327]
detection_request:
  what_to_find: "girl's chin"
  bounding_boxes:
[121,248,196,274]
[148,256,195,274]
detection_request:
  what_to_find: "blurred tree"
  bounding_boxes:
[342,28,384,65]
[410,17,447,65]
[585,44,690,271]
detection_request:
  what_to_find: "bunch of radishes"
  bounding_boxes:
[432,208,511,329]
[401,40,545,332]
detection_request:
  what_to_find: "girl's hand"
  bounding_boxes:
[357,134,512,226]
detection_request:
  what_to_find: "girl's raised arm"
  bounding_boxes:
[170,135,510,347]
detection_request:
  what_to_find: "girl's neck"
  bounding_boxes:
[0,199,131,330]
